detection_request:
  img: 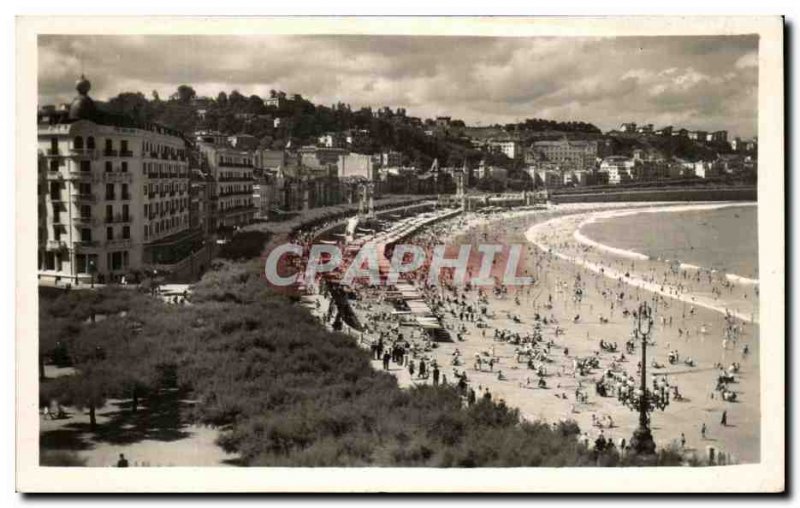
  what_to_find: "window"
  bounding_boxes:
[73,136,84,150]
[87,137,95,149]
[105,161,112,173]
[121,162,128,173]
[105,204,113,222]
[122,204,129,221]
[121,140,128,152]
[80,160,91,172]
[107,227,114,240]
[52,225,61,241]
[144,226,148,240]
[105,139,113,151]
[80,205,91,219]
[50,137,58,153]
[49,182,60,200]
[110,251,123,271]
[106,183,115,200]
[80,228,92,242]
[122,226,130,239]
[49,160,58,172]
[121,184,129,200]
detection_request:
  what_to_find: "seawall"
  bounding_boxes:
[550,186,756,204]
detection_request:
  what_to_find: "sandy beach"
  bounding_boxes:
[338,202,760,464]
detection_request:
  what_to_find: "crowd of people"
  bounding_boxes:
[300,205,758,461]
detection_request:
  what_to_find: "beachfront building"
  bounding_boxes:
[38,75,198,284]
[599,156,635,185]
[195,133,256,230]
[487,140,522,160]
[526,139,600,172]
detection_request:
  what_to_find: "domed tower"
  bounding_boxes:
[68,74,96,120]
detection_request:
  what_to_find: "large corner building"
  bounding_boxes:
[38,76,203,284]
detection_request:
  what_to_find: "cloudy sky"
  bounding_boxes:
[39,34,759,137]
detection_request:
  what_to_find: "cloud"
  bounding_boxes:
[38,34,759,137]
[735,50,759,69]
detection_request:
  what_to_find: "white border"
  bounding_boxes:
[14,15,785,493]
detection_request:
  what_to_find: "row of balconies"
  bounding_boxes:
[51,193,131,204]
[45,170,134,184]
[218,190,253,197]
[44,239,133,251]
[146,172,188,179]
[146,191,186,199]
[220,204,255,213]
[147,206,186,219]
[145,151,187,162]
[217,162,253,169]
[217,176,254,182]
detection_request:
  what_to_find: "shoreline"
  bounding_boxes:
[571,202,758,285]
[526,205,759,324]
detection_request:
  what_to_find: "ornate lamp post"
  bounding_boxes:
[88,258,97,289]
[628,301,658,455]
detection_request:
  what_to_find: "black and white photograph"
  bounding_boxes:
[14,15,785,493]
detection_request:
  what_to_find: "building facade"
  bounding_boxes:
[599,156,635,184]
[195,135,256,230]
[38,76,196,284]
[527,139,599,171]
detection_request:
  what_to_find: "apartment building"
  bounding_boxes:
[599,156,635,184]
[527,139,600,171]
[195,135,256,229]
[37,76,195,284]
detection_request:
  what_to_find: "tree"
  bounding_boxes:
[173,85,197,103]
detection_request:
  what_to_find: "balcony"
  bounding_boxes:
[106,238,132,249]
[218,162,254,169]
[69,148,98,160]
[219,190,254,197]
[44,148,62,158]
[48,194,63,203]
[74,240,100,250]
[67,170,97,182]
[45,240,67,251]
[103,149,118,157]
[72,193,97,204]
[45,171,64,181]
[105,214,132,224]
[119,150,133,157]
[73,215,96,226]
[103,172,133,183]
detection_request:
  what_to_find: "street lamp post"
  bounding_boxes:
[88,259,97,289]
[629,301,657,455]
